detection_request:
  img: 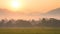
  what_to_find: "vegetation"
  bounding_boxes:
[0,28,60,34]
[0,18,60,34]
[0,18,60,27]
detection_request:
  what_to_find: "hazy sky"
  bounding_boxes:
[0,0,60,20]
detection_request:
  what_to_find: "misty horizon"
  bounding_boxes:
[0,0,60,20]
[0,8,60,20]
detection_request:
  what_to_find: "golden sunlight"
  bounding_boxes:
[10,0,22,12]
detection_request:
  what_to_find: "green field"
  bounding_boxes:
[0,27,60,34]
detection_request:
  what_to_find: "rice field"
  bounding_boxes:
[0,27,60,34]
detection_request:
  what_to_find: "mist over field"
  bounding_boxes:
[0,0,60,34]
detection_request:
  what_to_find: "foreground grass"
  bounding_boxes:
[0,27,60,34]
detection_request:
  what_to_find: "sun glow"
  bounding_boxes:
[12,1,19,8]
[10,0,22,12]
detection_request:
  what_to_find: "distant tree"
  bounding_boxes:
[48,18,60,27]
[31,19,36,25]
[36,18,48,27]
[5,20,14,27]
[41,18,47,25]
[15,20,32,27]
[0,19,5,27]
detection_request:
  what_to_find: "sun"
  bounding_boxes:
[12,0,19,8]
[10,0,22,11]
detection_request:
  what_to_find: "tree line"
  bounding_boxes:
[0,18,60,27]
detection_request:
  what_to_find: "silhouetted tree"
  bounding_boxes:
[15,20,32,27]
[0,19,5,27]
[5,20,14,27]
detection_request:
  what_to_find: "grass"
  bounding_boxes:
[0,27,60,34]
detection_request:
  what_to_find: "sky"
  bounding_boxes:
[0,0,60,20]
